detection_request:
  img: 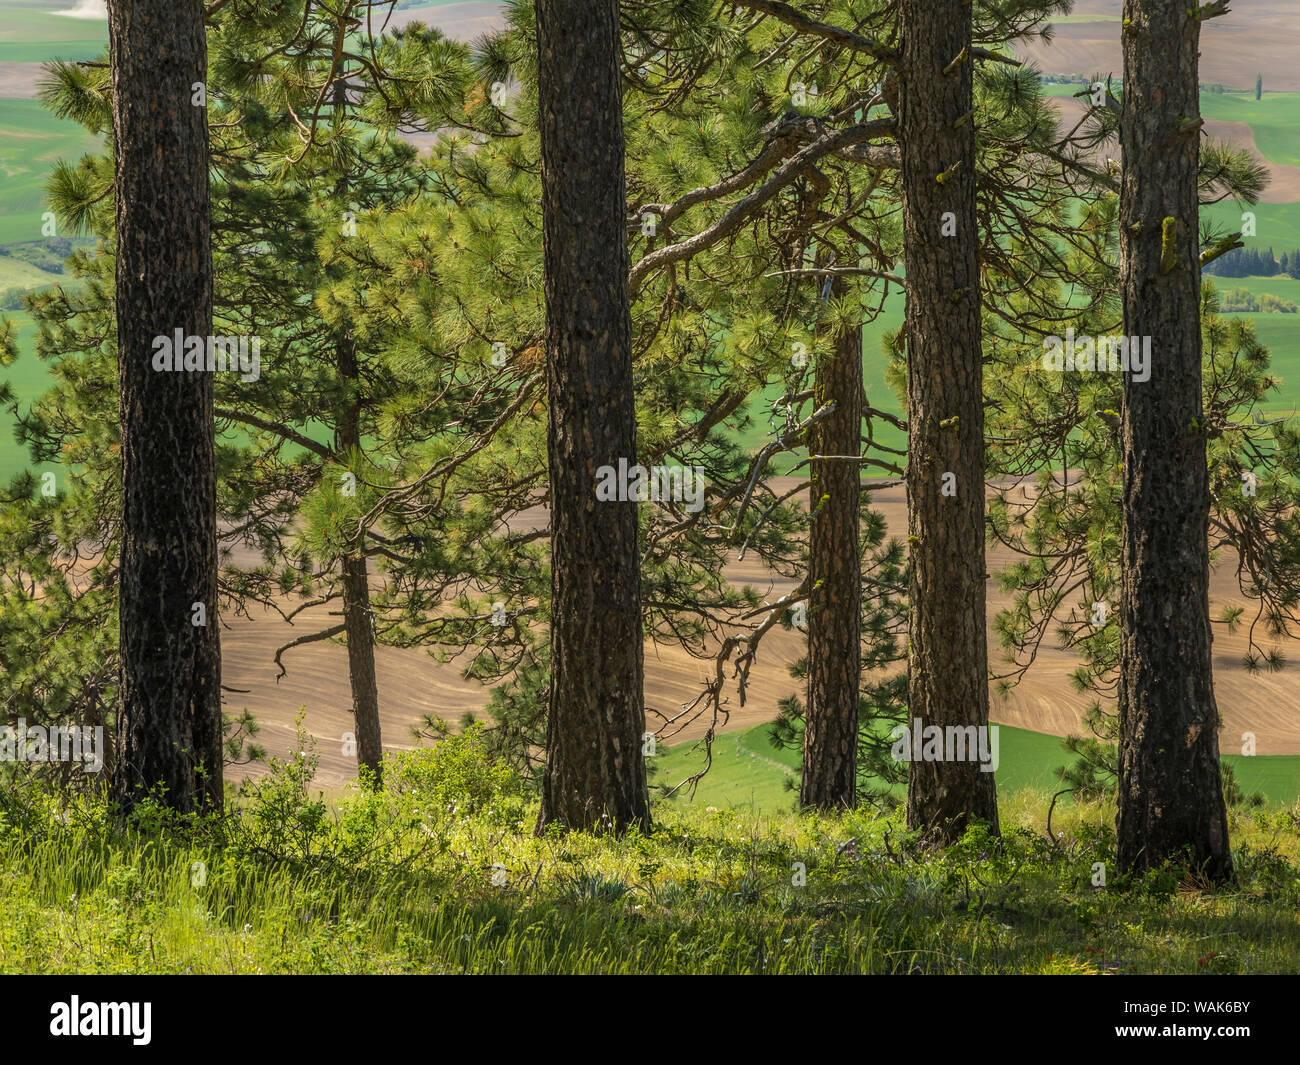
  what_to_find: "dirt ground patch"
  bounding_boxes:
[1204,118,1300,203]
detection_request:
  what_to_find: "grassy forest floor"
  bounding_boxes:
[3,728,1300,975]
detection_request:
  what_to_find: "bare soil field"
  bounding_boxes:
[0,63,42,99]
[1052,94,1300,204]
[1016,0,1300,91]
[386,2,505,41]
[222,476,1300,788]
[1205,119,1300,204]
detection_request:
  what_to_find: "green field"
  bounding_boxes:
[0,252,61,291]
[655,722,1086,812]
[0,98,102,244]
[1200,91,1300,167]
[657,720,1300,812]
[0,310,58,483]
[0,0,104,61]
[1209,274,1300,301]
[1195,93,1300,246]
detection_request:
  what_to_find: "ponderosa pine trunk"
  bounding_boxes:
[899,0,998,840]
[340,551,382,783]
[337,331,383,785]
[109,0,223,811]
[535,0,649,834]
[1116,0,1231,881]
[802,301,863,810]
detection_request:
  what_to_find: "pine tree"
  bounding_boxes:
[899,0,998,841]
[414,3,913,800]
[1116,0,1231,881]
[9,2,476,790]
[534,0,650,835]
[107,0,223,811]
[801,277,864,810]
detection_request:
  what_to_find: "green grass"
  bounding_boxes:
[657,721,1300,813]
[3,733,1300,975]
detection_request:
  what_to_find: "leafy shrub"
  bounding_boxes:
[233,717,333,866]
[1218,288,1299,313]
[387,722,524,825]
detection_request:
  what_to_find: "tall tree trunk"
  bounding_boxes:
[535,0,649,834]
[340,552,382,783]
[337,333,383,784]
[326,74,383,785]
[802,293,863,810]
[109,0,222,812]
[899,0,998,841]
[1116,0,1231,881]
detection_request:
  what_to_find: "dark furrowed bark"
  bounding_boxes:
[1116,0,1231,882]
[802,301,863,811]
[900,0,999,841]
[535,0,649,835]
[110,0,222,812]
[336,330,384,786]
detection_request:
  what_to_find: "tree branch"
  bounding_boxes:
[629,118,897,294]
[728,0,898,62]
[214,406,334,460]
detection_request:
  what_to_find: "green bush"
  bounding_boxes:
[388,723,524,825]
